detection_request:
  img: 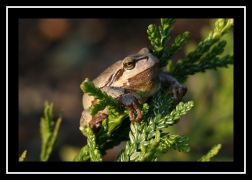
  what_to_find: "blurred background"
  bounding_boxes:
[18,18,233,161]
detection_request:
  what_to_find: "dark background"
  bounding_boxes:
[18,18,234,161]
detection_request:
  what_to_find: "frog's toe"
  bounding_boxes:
[128,102,142,122]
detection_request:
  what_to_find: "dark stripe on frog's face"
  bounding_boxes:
[105,68,124,87]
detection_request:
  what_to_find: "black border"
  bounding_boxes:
[9,6,245,174]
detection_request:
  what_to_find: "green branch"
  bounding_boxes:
[19,150,27,162]
[116,100,194,162]
[40,101,62,162]
[79,127,103,162]
[80,78,123,116]
[74,79,129,161]
[172,18,234,82]
[147,18,190,69]
[198,144,222,162]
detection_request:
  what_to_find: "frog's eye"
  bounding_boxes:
[123,57,136,70]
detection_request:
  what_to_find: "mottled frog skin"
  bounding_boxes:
[80,48,187,133]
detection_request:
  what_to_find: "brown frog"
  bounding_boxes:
[80,48,187,133]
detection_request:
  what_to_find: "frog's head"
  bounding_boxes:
[113,47,160,95]
[122,47,159,74]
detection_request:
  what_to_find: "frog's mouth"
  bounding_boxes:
[122,63,160,94]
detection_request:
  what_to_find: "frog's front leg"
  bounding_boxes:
[102,86,143,123]
[89,111,108,128]
[80,109,108,130]
[116,93,142,122]
[159,71,187,104]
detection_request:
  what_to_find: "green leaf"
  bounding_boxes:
[80,78,122,115]
[73,145,90,162]
[19,150,27,162]
[79,126,102,162]
[172,18,233,82]
[147,18,177,69]
[40,101,62,162]
[198,144,222,162]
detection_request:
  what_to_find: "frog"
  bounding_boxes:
[80,47,187,134]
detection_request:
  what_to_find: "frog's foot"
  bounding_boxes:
[88,112,108,128]
[168,83,187,104]
[117,93,142,123]
[128,102,142,122]
[159,72,187,104]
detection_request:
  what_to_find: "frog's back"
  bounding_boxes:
[92,60,122,88]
